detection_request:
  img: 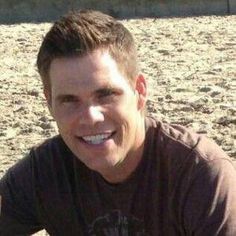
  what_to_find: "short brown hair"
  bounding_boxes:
[37,9,139,91]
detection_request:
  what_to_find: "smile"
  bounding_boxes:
[80,132,114,145]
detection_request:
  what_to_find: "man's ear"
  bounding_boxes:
[44,88,53,116]
[135,74,147,110]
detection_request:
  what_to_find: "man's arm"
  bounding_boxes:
[0,156,43,235]
[183,158,236,235]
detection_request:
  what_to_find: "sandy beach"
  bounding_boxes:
[0,15,235,235]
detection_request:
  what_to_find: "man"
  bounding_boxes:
[0,9,236,235]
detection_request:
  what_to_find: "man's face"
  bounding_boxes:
[47,49,146,176]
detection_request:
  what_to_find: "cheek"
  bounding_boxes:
[108,97,138,127]
[113,93,138,113]
[112,106,136,134]
[53,109,78,132]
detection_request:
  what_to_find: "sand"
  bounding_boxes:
[0,15,235,235]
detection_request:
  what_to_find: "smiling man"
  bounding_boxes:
[1,10,236,236]
[48,50,146,183]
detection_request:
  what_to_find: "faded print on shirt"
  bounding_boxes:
[88,210,148,235]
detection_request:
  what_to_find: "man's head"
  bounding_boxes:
[37,10,147,183]
[37,9,139,93]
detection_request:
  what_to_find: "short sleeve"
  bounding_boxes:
[183,158,236,236]
[0,154,43,235]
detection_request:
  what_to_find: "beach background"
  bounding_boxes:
[0,13,235,235]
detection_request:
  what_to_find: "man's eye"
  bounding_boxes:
[100,90,115,97]
[60,96,78,104]
[98,89,118,99]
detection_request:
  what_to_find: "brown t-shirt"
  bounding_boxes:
[1,116,236,235]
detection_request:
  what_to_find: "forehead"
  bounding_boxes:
[49,50,132,93]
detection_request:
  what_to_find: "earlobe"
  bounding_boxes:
[135,74,147,110]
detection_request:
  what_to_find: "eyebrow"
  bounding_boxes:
[94,85,123,96]
[55,85,123,102]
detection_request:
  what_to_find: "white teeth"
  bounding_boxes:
[82,133,111,145]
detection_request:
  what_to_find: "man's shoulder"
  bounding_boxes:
[2,135,72,177]
[146,116,230,164]
[27,135,75,169]
[32,135,66,151]
[32,135,69,155]
[145,117,236,194]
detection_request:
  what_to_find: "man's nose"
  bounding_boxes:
[78,105,104,125]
